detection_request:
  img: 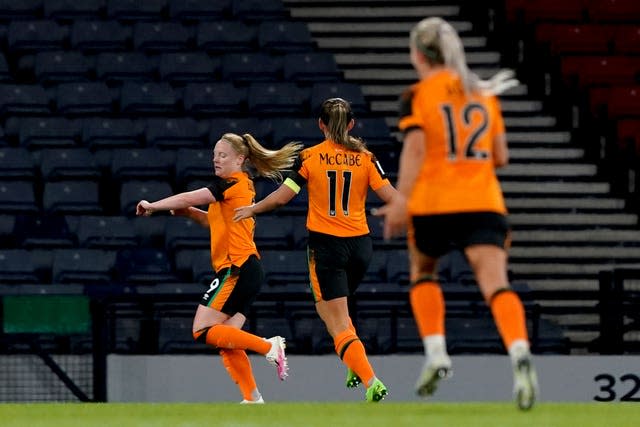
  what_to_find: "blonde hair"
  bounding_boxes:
[410,17,518,95]
[319,98,369,153]
[220,133,302,182]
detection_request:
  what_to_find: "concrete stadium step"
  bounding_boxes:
[335,51,499,67]
[510,262,640,277]
[289,4,460,20]
[509,148,584,160]
[308,21,473,35]
[522,279,600,291]
[512,229,640,244]
[372,99,544,115]
[509,213,638,227]
[506,197,625,211]
[510,246,640,260]
[362,83,527,98]
[497,163,596,178]
[501,181,610,195]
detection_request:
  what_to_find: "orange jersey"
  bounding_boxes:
[206,172,259,271]
[398,69,507,215]
[285,139,390,237]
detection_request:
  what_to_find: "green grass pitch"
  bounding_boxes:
[2,402,639,427]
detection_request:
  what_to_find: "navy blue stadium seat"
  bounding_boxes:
[119,180,172,214]
[132,215,167,247]
[439,250,476,286]
[191,249,213,284]
[133,21,191,53]
[107,0,167,20]
[362,250,387,283]
[0,53,10,82]
[0,215,16,247]
[0,181,38,213]
[44,0,105,20]
[369,145,399,174]
[196,20,256,53]
[0,0,43,20]
[168,0,229,21]
[52,248,116,285]
[14,215,75,248]
[18,117,80,149]
[39,147,100,181]
[7,20,67,52]
[183,82,247,114]
[395,316,422,352]
[270,117,319,147]
[352,118,394,146]
[70,20,130,52]
[82,118,143,151]
[0,249,39,284]
[0,147,35,179]
[76,215,138,249]
[261,249,308,285]
[34,51,92,83]
[386,249,409,285]
[248,82,309,115]
[258,21,314,53]
[283,52,341,83]
[231,0,286,21]
[0,84,50,115]
[254,215,294,249]
[221,53,281,83]
[115,247,178,284]
[173,248,199,281]
[43,181,102,214]
[55,82,112,114]
[158,52,219,82]
[164,216,209,252]
[96,52,156,82]
[110,148,175,181]
[145,117,205,149]
[175,148,211,185]
[311,82,368,114]
[209,117,269,145]
[120,82,177,113]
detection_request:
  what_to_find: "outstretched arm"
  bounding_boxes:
[136,188,215,217]
[233,184,297,221]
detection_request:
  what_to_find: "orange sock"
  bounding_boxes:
[490,289,529,350]
[334,329,375,386]
[220,349,257,401]
[409,281,445,337]
[194,324,271,354]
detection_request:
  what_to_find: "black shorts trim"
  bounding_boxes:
[307,231,372,301]
[411,212,509,258]
[199,254,264,316]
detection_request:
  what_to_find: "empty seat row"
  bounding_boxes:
[0,81,365,117]
[0,0,287,22]
[560,56,640,89]
[5,19,311,54]
[1,113,392,151]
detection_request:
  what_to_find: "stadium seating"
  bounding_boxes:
[168,0,229,21]
[34,51,92,83]
[0,147,35,179]
[257,21,314,53]
[14,215,75,249]
[82,117,143,151]
[0,249,40,284]
[42,181,102,214]
[196,20,257,53]
[44,0,105,20]
[145,118,206,149]
[158,52,220,83]
[55,82,113,115]
[51,248,117,285]
[76,216,139,249]
[283,52,342,83]
[7,20,67,52]
[107,0,168,21]
[183,82,247,114]
[70,20,131,52]
[115,247,178,284]
[0,84,50,115]
[95,52,157,82]
[119,82,177,113]
[18,117,80,149]
[38,147,100,181]
[119,180,172,214]
[0,181,38,213]
[164,216,209,252]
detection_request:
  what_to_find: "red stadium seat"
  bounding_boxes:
[613,25,640,54]
[587,0,640,22]
[535,24,615,54]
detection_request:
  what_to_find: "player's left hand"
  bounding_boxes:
[372,194,408,240]
[233,205,256,222]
